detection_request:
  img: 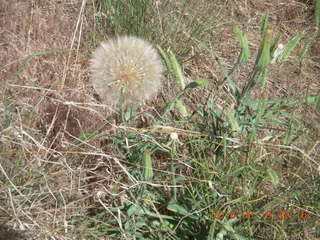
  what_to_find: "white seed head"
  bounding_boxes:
[170,132,179,141]
[90,36,163,108]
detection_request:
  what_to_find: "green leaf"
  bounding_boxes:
[169,50,185,89]
[227,77,240,99]
[216,229,227,240]
[227,109,241,132]
[165,100,176,113]
[283,125,293,145]
[235,27,249,63]
[167,199,189,215]
[157,46,171,72]
[163,77,207,119]
[267,168,279,186]
[176,99,188,117]
[297,42,310,64]
[185,78,208,89]
[315,90,320,109]
[260,11,269,35]
[316,0,320,29]
[127,204,145,217]
[270,32,281,55]
[280,31,305,62]
[257,27,272,68]
[124,104,138,122]
[143,150,153,181]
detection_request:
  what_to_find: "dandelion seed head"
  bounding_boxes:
[170,132,179,141]
[90,36,163,107]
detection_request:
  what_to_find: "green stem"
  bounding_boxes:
[171,142,177,201]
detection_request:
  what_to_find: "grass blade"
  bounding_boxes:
[297,42,310,64]
[227,109,241,132]
[235,27,249,64]
[260,11,269,35]
[267,168,280,186]
[157,46,171,72]
[143,150,153,181]
[169,50,185,89]
[280,31,305,62]
[316,0,320,30]
[176,99,188,117]
[257,27,272,68]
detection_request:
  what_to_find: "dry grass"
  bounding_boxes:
[1,0,319,239]
[0,0,106,238]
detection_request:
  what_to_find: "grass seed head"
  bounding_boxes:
[90,36,163,108]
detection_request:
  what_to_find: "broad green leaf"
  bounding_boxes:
[124,104,138,122]
[175,176,188,181]
[167,199,189,215]
[127,202,175,219]
[127,204,145,217]
[185,78,208,89]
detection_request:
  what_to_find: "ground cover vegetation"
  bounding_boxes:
[0,0,320,239]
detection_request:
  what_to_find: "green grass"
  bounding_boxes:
[75,3,320,239]
[93,0,222,57]
[1,0,320,239]
[97,0,150,36]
